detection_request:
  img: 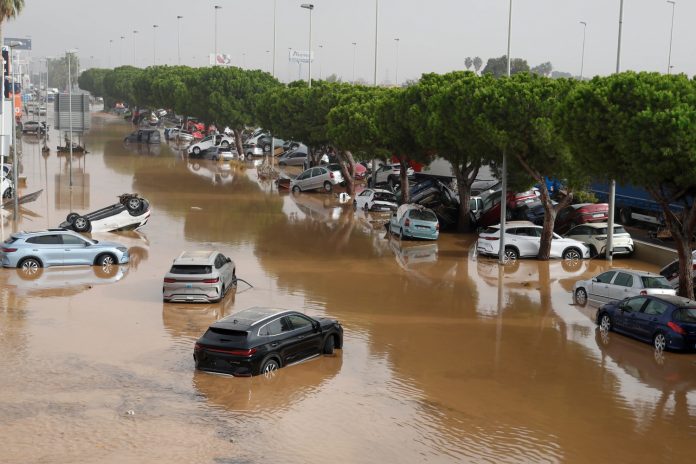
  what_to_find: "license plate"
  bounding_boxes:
[186,284,193,288]
[592,213,604,218]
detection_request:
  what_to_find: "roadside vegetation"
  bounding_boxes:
[79,66,696,298]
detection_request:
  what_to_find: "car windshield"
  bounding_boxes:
[409,209,437,221]
[641,276,672,289]
[374,192,396,202]
[595,226,627,234]
[169,265,212,274]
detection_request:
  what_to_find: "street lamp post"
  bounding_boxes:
[6,41,22,218]
[152,24,159,65]
[109,39,113,68]
[214,5,222,65]
[498,0,513,265]
[318,45,324,80]
[66,49,77,189]
[373,0,379,86]
[394,38,400,86]
[120,36,125,66]
[133,30,138,66]
[300,4,314,88]
[272,0,277,77]
[351,42,357,84]
[177,16,183,65]
[579,21,587,80]
[667,1,676,74]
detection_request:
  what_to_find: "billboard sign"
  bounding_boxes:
[209,54,233,66]
[289,50,313,63]
[3,38,31,50]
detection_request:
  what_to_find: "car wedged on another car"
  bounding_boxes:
[1,229,129,271]
[354,188,398,212]
[574,269,676,306]
[596,294,696,351]
[59,194,150,233]
[163,250,236,303]
[194,306,343,376]
[476,221,590,261]
[389,204,439,240]
[554,203,609,234]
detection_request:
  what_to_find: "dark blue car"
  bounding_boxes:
[596,295,696,351]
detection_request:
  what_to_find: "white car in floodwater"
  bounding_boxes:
[59,194,151,233]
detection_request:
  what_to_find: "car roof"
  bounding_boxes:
[572,222,625,229]
[174,250,218,264]
[12,229,77,238]
[212,307,293,331]
[605,269,662,277]
[373,189,395,194]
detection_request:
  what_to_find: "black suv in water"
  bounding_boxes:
[194,307,343,376]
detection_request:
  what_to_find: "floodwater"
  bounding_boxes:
[2,113,696,463]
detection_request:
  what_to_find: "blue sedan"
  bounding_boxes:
[389,204,439,240]
[596,294,696,351]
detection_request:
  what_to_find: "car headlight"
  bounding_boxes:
[116,247,128,253]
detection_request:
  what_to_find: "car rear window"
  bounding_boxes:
[409,209,437,221]
[595,226,627,234]
[641,276,672,289]
[207,328,249,340]
[675,308,696,323]
[374,192,396,202]
[169,265,212,274]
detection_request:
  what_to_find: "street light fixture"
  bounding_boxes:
[214,5,222,65]
[394,38,400,86]
[300,3,314,88]
[579,21,587,80]
[667,1,676,74]
[351,42,357,84]
[177,16,183,65]
[132,30,138,66]
[152,25,159,65]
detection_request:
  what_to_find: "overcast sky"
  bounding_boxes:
[5,0,695,83]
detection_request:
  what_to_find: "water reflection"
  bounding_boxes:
[186,159,234,186]
[2,264,128,298]
[162,293,236,341]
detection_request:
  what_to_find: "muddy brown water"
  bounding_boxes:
[1,113,695,463]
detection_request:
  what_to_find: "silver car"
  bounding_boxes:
[290,166,345,193]
[573,269,676,306]
[163,250,236,303]
[0,229,129,272]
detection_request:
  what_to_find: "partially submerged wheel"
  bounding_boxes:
[66,212,80,224]
[323,336,335,355]
[653,332,667,352]
[2,187,12,199]
[574,288,588,306]
[292,185,301,194]
[73,216,91,233]
[323,181,333,193]
[18,258,42,279]
[96,254,116,266]
[562,248,582,261]
[504,247,519,262]
[192,146,201,155]
[260,358,279,376]
[599,313,611,332]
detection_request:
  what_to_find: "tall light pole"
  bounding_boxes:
[351,42,357,84]
[373,0,379,86]
[579,21,587,80]
[318,44,323,79]
[300,4,314,88]
[498,0,513,265]
[109,39,113,68]
[7,41,22,218]
[120,36,125,66]
[667,1,676,74]
[214,5,222,65]
[132,30,138,66]
[152,24,159,65]
[272,0,277,77]
[177,16,183,65]
[66,49,78,189]
[394,38,400,86]
[242,52,246,68]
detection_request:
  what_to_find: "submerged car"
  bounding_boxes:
[476,220,590,261]
[194,306,343,376]
[22,121,48,135]
[1,229,129,271]
[564,222,634,257]
[596,294,696,351]
[188,134,235,155]
[290,166,344,193]
[354,188,397,212]
[163,250,236,303]
[59,194,150,233]
[389,204,439,240]
[124,129,161,144]
[573,269,676,306]
[1,175,13,199]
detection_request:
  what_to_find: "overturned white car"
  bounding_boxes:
[60,193,151,233]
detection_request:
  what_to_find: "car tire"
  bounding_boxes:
[263,144,270,153]
[193,146,201,155]
[599,313,612,332]
[562,248,582,261]
[653,332,667,351]
[574,287,588,306]
[2,187,12,199]
[126,197,143,213]
[588,245,598,258]
[323,181,333,193]
[96,253,116,267]
[292,185,301,194]
[17,257,42,278]
[323,336,335,355]
[504,247,519,262]
[260,357,280,376]
[73,216,91,233]
[363,203,369,212]
[66,212,80,224]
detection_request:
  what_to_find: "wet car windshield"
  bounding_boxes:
[170,265,212,274]
[374,192,396,202]
[409,210,437,221]
[641,276,672,289]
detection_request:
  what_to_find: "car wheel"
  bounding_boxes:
[575,287,588,306]
[562,248,582,261]
[292,185,301,194]
[66,212,80,224]
[363,203,369,212]
[323,336,335,355]
[588,245,598,258]
[18,257,42,276]
[73,216,91,233]
[193,146,201,155]
[263,144,270,153]
[599,313,612,332]
[653,332,667,351]
[323,181,333,193]
[504,247,519,262]
[260,358,279,376]
[96,254,115,266]
[127,197,143,213]
[2,187,12,199]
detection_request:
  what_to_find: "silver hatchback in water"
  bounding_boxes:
[162,250,236,303]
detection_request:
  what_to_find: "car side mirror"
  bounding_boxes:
[226,258,232,263]
[312,321,320,332]
[592,277,598,282]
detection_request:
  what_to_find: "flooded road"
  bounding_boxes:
[2,112,695,463]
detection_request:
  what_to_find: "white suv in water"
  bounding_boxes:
[163,250,236,303]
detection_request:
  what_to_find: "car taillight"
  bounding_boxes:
[203,277,220,284]
[163,278,177,283]
[194,342,202,351]
[436,223,440,231]
[404,218,410,227]
[483,236,500,241]
[202,346,257,356]
[668,321,686,335]
[1,247,17,253]
[330,171,334,179]
[640,290,647,295]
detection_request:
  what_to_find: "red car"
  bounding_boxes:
[478,189,540,227]
[554,203,609,234]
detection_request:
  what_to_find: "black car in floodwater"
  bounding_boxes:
[194,307,343,376]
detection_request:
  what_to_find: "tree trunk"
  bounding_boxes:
[233,128,244,158]
[338,149,356,197]
[536,181,556,260]
[398,156,410,203]
[453,163,479,233]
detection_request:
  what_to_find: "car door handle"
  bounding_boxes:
[270,342,279,347]
[297,335,305,339]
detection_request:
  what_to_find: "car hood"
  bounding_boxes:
[373,200,398,208]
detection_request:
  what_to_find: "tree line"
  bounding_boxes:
[78,66,696,298]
